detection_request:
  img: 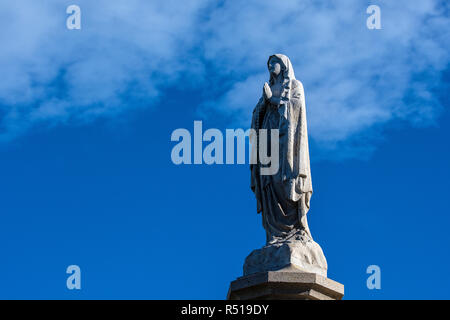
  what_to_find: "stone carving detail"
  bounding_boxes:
[247,54,327,277]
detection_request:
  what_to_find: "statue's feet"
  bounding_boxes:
[293,229,312,243]
[266,228,312,246]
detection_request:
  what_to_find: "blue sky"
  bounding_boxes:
[0,1,449,299]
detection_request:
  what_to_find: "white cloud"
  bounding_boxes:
[0,0,448,157]
[0,0,207,140]
[200,0,449,156]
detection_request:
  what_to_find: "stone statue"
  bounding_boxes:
[246,54,328,277]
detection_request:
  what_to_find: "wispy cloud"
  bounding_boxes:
[0,0,206,140]
[0,1,449,158]
[200,0,450,156]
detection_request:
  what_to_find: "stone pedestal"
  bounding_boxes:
[227,271,344,300]
[244,238,328,277]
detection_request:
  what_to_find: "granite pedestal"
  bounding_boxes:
[227,271,344,300]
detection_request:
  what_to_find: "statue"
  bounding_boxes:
[227,55,344,300]
[246,54,328,277]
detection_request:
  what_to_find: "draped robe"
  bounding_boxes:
[250,54,313,244]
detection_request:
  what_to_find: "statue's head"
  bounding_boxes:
[268,56,283,77]
[267,54,295,84]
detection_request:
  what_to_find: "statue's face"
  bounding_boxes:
[268,57,282,77]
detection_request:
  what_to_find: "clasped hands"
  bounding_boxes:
[263,82,281,106]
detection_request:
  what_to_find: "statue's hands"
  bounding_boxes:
[263,82,272,101]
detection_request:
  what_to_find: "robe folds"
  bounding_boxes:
[250,54,313,243]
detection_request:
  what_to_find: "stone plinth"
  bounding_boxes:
[227,271,344,300]
[244,239,328,277]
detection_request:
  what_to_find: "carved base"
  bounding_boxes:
[244,239,328,277]
[227,271,344,300]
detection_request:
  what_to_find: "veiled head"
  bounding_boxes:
[268,56,283,77]
[267,54,296,84]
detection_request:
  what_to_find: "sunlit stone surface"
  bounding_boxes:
[228,54,344,300]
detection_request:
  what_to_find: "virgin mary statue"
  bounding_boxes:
[246,54,327,277]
